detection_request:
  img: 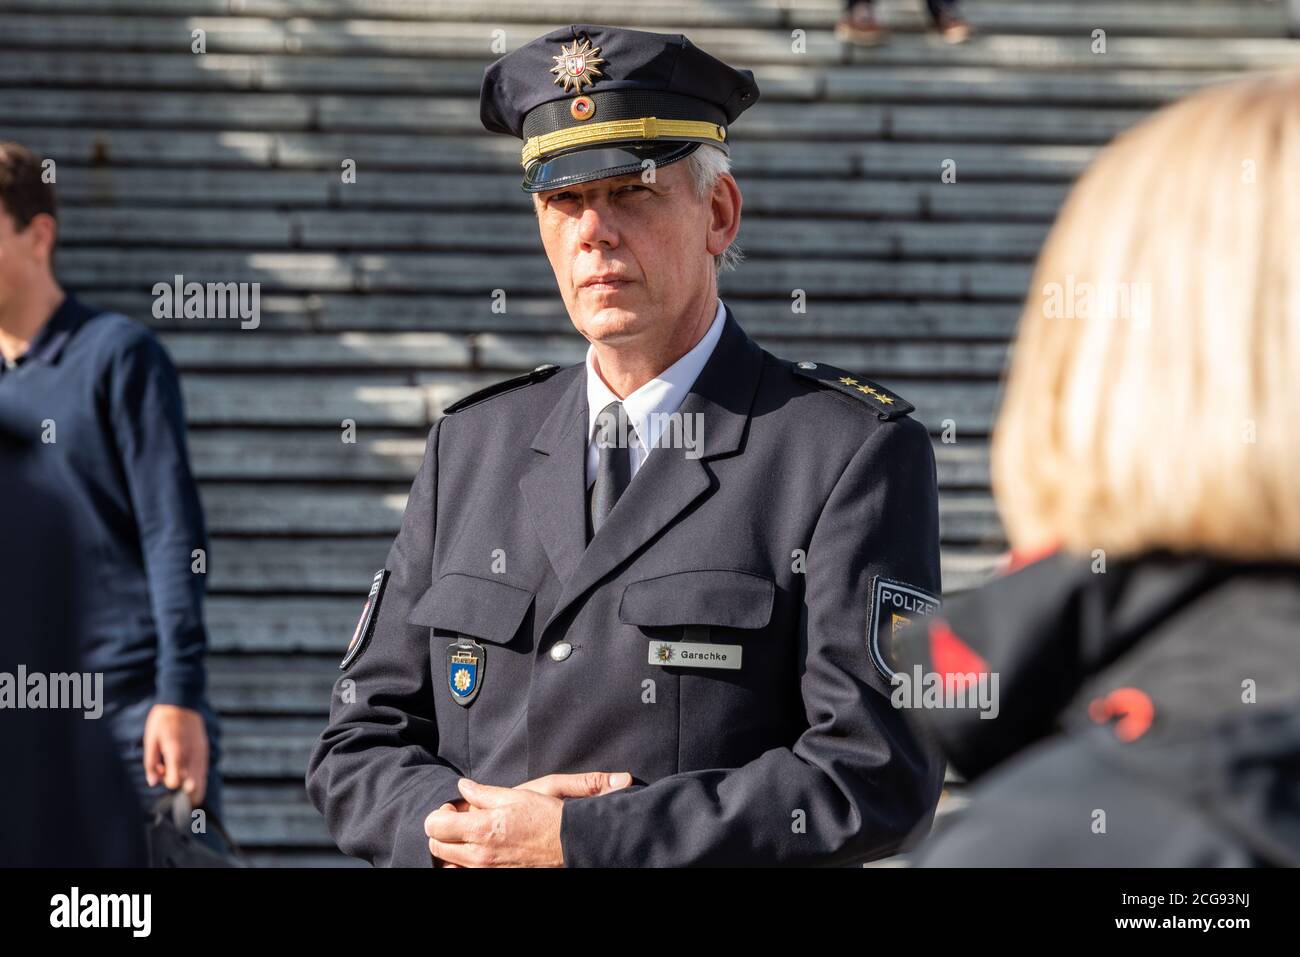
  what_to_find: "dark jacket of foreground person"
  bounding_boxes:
[898,551,1300,867]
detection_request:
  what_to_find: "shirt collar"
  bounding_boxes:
[585,298,727,451]
[19,291,93,367]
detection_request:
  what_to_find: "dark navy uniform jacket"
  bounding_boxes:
[0,293,210,711]
[307,307,945,866]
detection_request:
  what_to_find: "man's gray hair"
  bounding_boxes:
[683,144,744,274]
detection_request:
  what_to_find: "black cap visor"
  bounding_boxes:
[522,141,704,193]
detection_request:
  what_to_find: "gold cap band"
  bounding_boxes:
[521,116,727,167]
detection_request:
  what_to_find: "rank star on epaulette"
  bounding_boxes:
[551,38,605,94]
[792,361,915,419]
[843,379,893,405]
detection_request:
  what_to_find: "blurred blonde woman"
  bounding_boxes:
[897,70,1300,866]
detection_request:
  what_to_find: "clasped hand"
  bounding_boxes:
[424,771,632,867]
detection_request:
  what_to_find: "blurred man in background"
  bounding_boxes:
[0,405,147,866]
[0,141,224,847]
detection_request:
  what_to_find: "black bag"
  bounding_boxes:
[146,790,247,867]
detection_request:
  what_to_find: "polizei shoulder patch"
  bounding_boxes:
[341,569,389,670]
[790,361,915,419]
[867,576,941,679]
[442,363,563,414]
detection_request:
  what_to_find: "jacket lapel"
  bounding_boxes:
[536,306,766,632]
[519,367,589,588]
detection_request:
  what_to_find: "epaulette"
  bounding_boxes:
[789,360,915,420]
[442,363,563,414]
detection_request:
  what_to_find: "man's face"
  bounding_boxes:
[534,159,721,349]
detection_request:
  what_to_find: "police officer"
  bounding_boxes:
[306,24,945,867]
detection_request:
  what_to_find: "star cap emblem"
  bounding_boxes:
[550,37,606,94]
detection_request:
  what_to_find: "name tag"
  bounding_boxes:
[648,640,742,670]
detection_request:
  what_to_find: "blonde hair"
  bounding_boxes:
[992,70,1300,561]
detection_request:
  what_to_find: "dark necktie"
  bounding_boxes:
[588,400,634,541]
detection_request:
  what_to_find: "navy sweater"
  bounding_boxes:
[0,292,209,710]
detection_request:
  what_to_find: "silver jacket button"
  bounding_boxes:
[796,361,817,369]
[549,641,572,662]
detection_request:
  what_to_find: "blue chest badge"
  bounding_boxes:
[447,637,486,706]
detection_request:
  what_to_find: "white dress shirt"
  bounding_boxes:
[585,298,727,488]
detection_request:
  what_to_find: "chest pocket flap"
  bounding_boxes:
[407,573,535,645]
[619,569,775,629]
